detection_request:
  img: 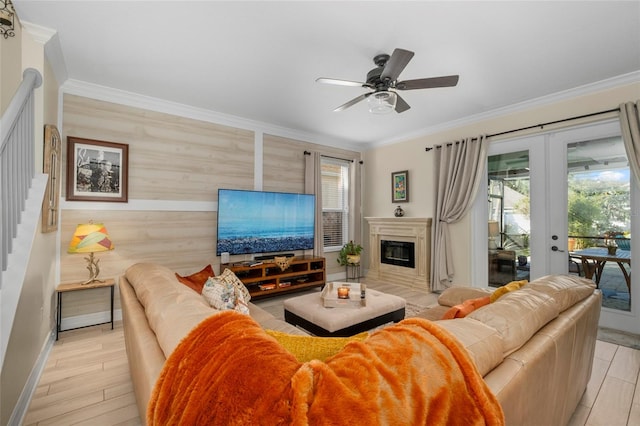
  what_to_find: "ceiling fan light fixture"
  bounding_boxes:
[319,48,459,114]
[368,90,397,114]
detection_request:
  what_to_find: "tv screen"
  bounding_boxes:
[216,189,315,256]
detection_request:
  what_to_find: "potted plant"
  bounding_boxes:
[603,231,621,255]
[337,241,363,266]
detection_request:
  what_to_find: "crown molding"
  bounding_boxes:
[61,79,360,151]
[20,21,55,44]
[20,21,68,86]
[370,71,640,149]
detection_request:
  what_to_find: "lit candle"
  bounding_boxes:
[337,286,350,299]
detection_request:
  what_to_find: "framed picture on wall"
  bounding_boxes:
[391,170,409,203]
[66,137,129,202]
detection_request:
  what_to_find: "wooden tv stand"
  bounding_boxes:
[221,256,325,299]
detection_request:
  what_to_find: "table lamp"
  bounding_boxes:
[68,222,114,285]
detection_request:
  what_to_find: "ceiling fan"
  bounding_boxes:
[316,48,459,114]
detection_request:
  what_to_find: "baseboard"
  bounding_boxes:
[60,309,123,331]
[9,328,56,426]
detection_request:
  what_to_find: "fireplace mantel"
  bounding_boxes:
[365,217,432,289]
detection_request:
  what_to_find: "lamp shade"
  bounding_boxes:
[68,222,114,254]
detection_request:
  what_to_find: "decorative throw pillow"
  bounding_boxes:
[218,268,251,302]
[264,330,368,362]
[202,277,249,315]
[175,264,215,293]
[490,279,528,303]
[441,296,491,320]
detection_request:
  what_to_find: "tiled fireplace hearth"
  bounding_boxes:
[365,217,432,289]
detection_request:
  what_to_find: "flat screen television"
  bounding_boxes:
[216,189,315,256]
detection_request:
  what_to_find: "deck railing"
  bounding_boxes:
[0,68,43,289]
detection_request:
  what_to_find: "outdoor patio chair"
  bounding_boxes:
[569,255,583,276]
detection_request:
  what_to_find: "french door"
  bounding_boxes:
[473,119,639,334]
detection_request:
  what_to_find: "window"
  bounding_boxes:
[321,158,350,251]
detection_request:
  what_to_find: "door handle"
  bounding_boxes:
[551,245,565,253]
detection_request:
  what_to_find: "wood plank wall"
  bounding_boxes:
[59,94,361,319]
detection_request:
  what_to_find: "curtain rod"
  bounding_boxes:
[424,107,621,151]
[304,150,363,164]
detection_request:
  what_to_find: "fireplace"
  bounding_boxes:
[381,240,415,269]
[365,217,432,289]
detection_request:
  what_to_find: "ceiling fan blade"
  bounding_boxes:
[316,77,368,88]
[396,75,459,90]
[334,92,372,112]
[395,93,411,113]
[380,48,415,82]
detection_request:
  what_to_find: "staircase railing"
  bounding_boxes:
[0,68,43,290]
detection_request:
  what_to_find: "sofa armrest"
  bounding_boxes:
[120,275,166,423]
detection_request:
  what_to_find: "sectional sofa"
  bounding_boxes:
[416,276,601,425]
[120,262,600,425]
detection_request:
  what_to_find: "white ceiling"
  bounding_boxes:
[12,1,640,150]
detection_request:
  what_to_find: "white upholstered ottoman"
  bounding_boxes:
[283,289,406,336]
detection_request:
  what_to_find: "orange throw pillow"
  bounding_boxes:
[175,264,215,293]
[441,296,491,320]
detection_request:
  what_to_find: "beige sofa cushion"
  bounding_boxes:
[435,318,505,376]
[125,263,308,356]
[125,263,220,357]
[414,305,450,321]
[249,304,308,335]
[527,274,595,312]
[438,286,493,307]
[468,287,559,356]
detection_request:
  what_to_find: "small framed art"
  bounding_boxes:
[391,170,409,203]
[66,136,129,202]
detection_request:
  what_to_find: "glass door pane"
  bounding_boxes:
[487,151,530,286]
[567,136,630,312]
[478,120,637,333]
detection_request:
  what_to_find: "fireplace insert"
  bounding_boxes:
[380,240,415,269]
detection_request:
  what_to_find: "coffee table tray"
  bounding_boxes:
[322,282,366,308]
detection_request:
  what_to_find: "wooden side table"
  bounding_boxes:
[56,278,115,340]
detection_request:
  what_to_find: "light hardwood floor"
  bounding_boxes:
[23,280,640,425]
[23,323,140,426]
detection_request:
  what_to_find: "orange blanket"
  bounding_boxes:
[148,311,504,425]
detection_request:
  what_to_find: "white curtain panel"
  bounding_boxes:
[349,160,362,246]
[431,136,488,291]
[620,101,640,188]
[304,151,324,256]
